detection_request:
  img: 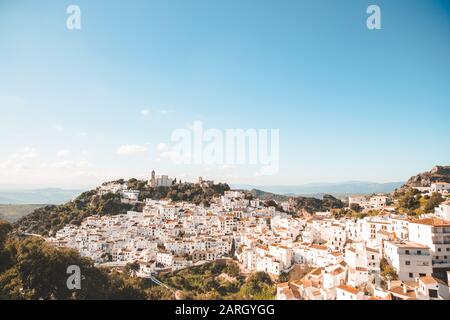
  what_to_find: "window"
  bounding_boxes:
[417,250,422,255]
[438,248,442,252]
[405,250,410,255]
[405,260,411,266]
[409,273,413,278]
[429,289,438,298]
[419,273,426,277]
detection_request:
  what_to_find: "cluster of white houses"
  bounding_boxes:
[348,194,389,210]
[413,182,450,196]
[276,212,450,300]
[48,176,450,300]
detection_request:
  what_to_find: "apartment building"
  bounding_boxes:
[383,240,432,281]
[408,218,450,274]
[435,202,450,221]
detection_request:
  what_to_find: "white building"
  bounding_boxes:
[369,195,388,209]
[383,240,432,281]
[390,217,410,240]
[148,170,174,187]
[121,190,140,201]
[408,218,450,273]
[255,255,282,275]
[435,202,450,221]
[99,182,127,195]
[348,196,368,208]
[224,190,246,199]
[417,276,450,300]
[156,251,174,266]
[430,182,450,194]
[269,244,293,269]
[336,285,365,300]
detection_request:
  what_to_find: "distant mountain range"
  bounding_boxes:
[232,181,404,197]
[4,169,448,205]
[0,188,83,205]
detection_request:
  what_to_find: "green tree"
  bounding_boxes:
[350,203,362,212]
[380,258,398,282]
[0,221,13,273]
[424,192,444,212]
[125,261,140,276]
[278,272,289,283]
[238,272,275,300]
[397,189,420,213]
[0,221,12,245]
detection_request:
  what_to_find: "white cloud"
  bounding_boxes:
[50,160,91,169]
[141,109,150,117]
[160,109,169,115]
[0,159,13,169]
[221,164,237,171]
[0,147,39,171]
[53,125,64,132]
[0,160,30,170]
[155,143,190,163]
[81,150,91,157]
[57,149,71,158]
[156,143,169,152]
[10,147,39,160]
[0,146,100,188]
[76,131,88,137]
[158,150,186,162]
[117,144,148,155]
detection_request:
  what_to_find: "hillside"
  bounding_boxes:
[397,165,450,192]
[0,204,46,223]
[14,180,230,236]
[291,194,344,213]
[232,181,403,196]
[392,166,450,216]
[248,189,289,202]
[0,223,164,300]
[0,221,275,300]
[159,260,275,300]
[247,189,344,214]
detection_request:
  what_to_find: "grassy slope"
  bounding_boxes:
[0,204,46,223]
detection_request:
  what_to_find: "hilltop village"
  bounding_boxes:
[47,170,450,300]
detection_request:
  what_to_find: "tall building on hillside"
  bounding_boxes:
[149,170,156,187]
[148,170,173,187]
[408,218,450,278]
[198,176,214,187]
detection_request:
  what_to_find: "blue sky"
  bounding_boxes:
[0,0,449,189]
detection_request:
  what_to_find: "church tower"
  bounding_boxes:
[148,170,156,187]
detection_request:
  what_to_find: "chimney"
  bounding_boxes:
[403,284,408,294]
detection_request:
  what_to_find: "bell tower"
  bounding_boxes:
[148,170,156,187]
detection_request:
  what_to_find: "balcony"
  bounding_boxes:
[431,237,450,244]
[432,228,450,234]
[432,260,450,265]
[404,252,430,256]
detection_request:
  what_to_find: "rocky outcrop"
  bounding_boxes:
[398,166,450,191]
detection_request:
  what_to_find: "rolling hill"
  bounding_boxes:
[0,188,83,205]
[232,181,403,196]
[0,204,46,223]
